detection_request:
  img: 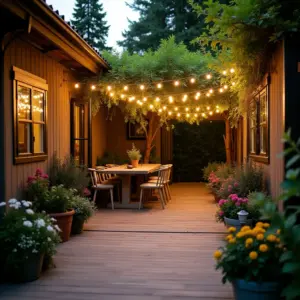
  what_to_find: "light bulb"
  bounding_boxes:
[209,111,213,115]
[194,113,198,117]
[109,92,114,96]
[174,80,180,86]
[143,97,147,102]
[196,92,201,97]
[222,71,227,75]
[196,107,200,111]
[163,106,167,110]
[209,89,213,93]
[182,94,188,102]
[169,96,173,103]
[140,84,145,90]
[186,113,190,118]
[168,111,172,115]
[224,85,228,89]
[232,82,236,86]
[207,106,210,110]
[155,97,160,102]
[190,78,196,83]
[75,83,79,89]
[177,113,181,117]
[174,107,178,111]
[91,85,96,90]
[149,104,154,109]
[206,74,212,80]
[216,105,219,108]
[219,88,224,93]
[230,68,235,73]
[202,113,205,117]
[206,93,210,97]
[124,85,128,91]
[138,101,143,106]
[107,86,112,91]
[121,94,125,99]
[158,108,162,113]
[157,83,162,89]
[216,109,220,113]
[185,107,189,112]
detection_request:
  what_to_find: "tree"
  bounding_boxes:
[94,37,234,163]
[118,0,206,53]
[72,0,110,51]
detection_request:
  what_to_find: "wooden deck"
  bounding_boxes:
[0,183,233,300]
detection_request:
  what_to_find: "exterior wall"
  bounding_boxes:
[91,107,107,167]
[105,108,161,163]
[4,38,77,200]
[243,41,285,198]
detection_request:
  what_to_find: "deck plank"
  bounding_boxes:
[0,183,233,299]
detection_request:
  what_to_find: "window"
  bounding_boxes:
[13,67,48,164]
[248,86,269,163]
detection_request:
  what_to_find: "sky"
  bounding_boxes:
[46,0,139,50]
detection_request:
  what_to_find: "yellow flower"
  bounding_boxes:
[228,227,236,233]
[276,229,281,234]
[276,237,281,243]
[236,232,245,238]
[249,251,258,260]
[246,238,253,245]
[241,226,251,232]
[259,244,269,252]
[256,222,264,228]
[226,234,233,241]
[256,233,264,241]
[229,238,236,244]
[214,250,223,260]
[263,223,270,228]
[244,230,253,236]
[267,234,277,242]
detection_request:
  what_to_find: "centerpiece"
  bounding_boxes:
[127,143,142,168]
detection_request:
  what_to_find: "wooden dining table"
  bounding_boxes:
[101,164,161,208]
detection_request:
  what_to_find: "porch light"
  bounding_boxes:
[74,83,79,89]
[206,74,212,79]
[237,210,249,224]
[91,85,96,90]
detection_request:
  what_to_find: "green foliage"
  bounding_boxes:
[203,162,223,181]
[96,152,128,166]
[70,195,96,222]
[0,200,61,266]
[49,153,90,196]
[127,143,142,161]
[118,0,206,53]
[215,223,283,284]
[72,0,110,51]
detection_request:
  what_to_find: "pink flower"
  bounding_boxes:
[219,211,224,216]
[235,202,241,206]
[42,174,49,179]
[234,182,239,187]
[27,176,36,183]
[35,168,43,176]
[84,188,91,196]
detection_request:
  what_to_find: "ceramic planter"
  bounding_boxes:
[224,216,252,230]
[131,160,139,168]
[49,210,75,242]
[233,280,280,300]
[7,253,44,283]
[71,214,85,235]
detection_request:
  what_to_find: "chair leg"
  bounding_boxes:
[93,189,97,203]
[158,189,165,209]
[166,184,171,200]
[110,188,114,210]
[139,188,144,210]
[162,186,168,204]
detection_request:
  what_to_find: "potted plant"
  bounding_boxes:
[214,223,283,299]
[127,143,142,168]
[70,195,97,234]
[0,199,60,282]
[216,194,261,230]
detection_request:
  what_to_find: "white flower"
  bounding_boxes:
[50,217,57,222]
[35,219,46,228]
[23,220,33,227]
[9,202,21,209]
[25,209,34,215]
[0,202,6,207]
[32,249,38,253]
[47,225,54,232]
[13,249,17,253]
[21,200,32,207]
[8,198,17,204]
[54,225,61,232]
[47,237,51,242]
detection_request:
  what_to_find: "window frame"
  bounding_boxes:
[248,85,270,164]
[13,66,48,164]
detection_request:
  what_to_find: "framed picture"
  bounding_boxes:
[127,122,146,140]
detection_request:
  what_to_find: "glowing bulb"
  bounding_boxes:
[207,106,210,110]
[196,107,200,111]
[174,80,180,86]
[194,113,198,117]
[157,83,162,89]
[158,108,162,113]
[232,82,236,86]
[169,96,173,103]
[138,101,143,106]
[168,111,172,115]
[75,83,79,89]
[143,97,147,102]
[121,94,125,99]
[163,106,167,110]
[186,113,190,118]
[216,105,219,108]
[91,85,96,90]
[140,84,145,90]
[124,85,128,91]
[185,107,189,112]
[174,107,178,111]
[224,85,228,89]
[177,113,181,117]
[182,94,188,102]
[206,74,212,80]
[107,86,112,91]
[202,113,205,117]
[109,92,114,97]
[230,68,235,73]
[216,109,220,113]
[222,71,227,75]
[209,111,213,115]
[219,88,224,93]
[206,93,210,97]
[149,104,154,109]
[196,92,201,97]
[190,78,196,83]
[155,97,160,102]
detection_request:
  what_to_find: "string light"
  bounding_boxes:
[186,113,190,118]
[190,78,196,83]
[222,71,227,75]
[174,80,180,86]
[158,108,162,113]
[91,85,96,90]
[155,97,160,102]
[219,88,224,93]
[149,104,154,109]
[206,74,212,80]
[169,96,174,103]
[75,83,79,89]
[196,107,200,111]
[168,111,172,115]
[177,113,181,117]
[209,89,213,94]
[107,86,112,91]
[143,97,147,102]
[140,85,145,90]
[109,92,114,97]
[182,94,188,102]
[124,86,128,91]
[163,106,167,110]
[216,109,220,113]
[209,111,213,115]
[206,93,210,97]
[185,107,189,112]
[224,85,228,89]
[121,94,125,99]
[207,106,210,110]
[230,68,235,73]
[174,107,178,111]
[232,82,236,86]
[194,113,198,117]
[202,113,206,117]
[196,92,201,97]
[157,83,162,89]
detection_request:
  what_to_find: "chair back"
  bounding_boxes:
[155,166,169,187]
[88,168,97,187]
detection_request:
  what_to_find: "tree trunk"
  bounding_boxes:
[224,115,232,164]
[144,114,154,164]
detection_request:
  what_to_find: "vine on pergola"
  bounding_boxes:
[93,37,238,163]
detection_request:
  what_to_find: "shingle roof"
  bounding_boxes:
[40,0,110,68]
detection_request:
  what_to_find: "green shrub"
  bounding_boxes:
[70,195,96,222]
[203,162,222,181]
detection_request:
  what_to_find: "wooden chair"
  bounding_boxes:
[88,168,116,210]
[139,166,169,210]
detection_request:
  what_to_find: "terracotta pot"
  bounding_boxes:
[131,160,139,168]
[49,210,75,242]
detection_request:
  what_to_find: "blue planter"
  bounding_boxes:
[233,280,280,300]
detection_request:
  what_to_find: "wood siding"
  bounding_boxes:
[4,38,77,200]
[243,41,285,198]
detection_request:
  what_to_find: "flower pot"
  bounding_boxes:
[49,210,75,242]
[233,280,280,300]
[71,214,85,235]
[224,216,252,231]
[7,253,44,283]
[131,160,139,168]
